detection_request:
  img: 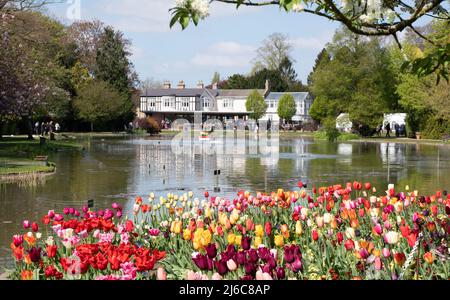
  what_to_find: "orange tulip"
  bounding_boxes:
[423,252,435,264]
[21,270,33,280]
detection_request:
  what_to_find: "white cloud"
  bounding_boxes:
[290,32,334,50]
[191,41,256,68]
[128,45,145,60]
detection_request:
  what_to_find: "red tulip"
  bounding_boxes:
[344,239,355,251]
[312,230,319,241]
[353,181,362,191]
[46,245,57,258]
[337,232,343,245]
[394,253,406,266]
[31,222,39,233]
[298,181,303,188]
[364,183,371,190]
[126,220,134,232]
[265,222,272,236]
[204,191,209,198]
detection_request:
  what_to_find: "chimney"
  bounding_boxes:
[212,82,218,90]
[163,81,171,89]
[197,80,204,89]
[177,80,186,89]
[264,79,271,95]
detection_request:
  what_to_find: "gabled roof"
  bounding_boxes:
[141,88,219,97]
[217,90,266,98]
[266,92,310,101]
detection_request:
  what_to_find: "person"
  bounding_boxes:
[34,121,40,135]
[400,124,407,137]
[377,124,383,137]
[385,122,391,138]
[40,122,45,136]
[55,123,60,133]
[395,123,400,138]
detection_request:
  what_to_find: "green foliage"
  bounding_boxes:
[309,28,399,135]
[73,80,126,131]
[277,94,297,122]
[211,72,221,84]
[323,118,340,142]
[246,90,268,121]
[313,130,360,142]
[248,69,288,92]
[222,74,249,89]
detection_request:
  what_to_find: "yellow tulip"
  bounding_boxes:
[227,233,236,245]
[255,225,264,238]
[235,235,242,246]
[295,221,303,236]
[183,228,192,241]
[274,235,284,247]
[254,237,263,248]
[201,230,212,247]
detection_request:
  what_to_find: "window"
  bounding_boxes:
[148,98,156,108]
[269,101,276,109]
[223,99,233,109]
[141,98,147,111]
[181,97,190,109]
[163,97,174,108]
[203,97,211,108]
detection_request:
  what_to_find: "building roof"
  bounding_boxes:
[141,88,219,97]
[217,90,266,98]
[266,92,310,101]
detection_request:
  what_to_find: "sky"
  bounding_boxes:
[45,0,340,87]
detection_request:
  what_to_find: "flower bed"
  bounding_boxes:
[9,182,450,280]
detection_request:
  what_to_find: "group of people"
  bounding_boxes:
[34,121,60,136]
[378,122,407,138]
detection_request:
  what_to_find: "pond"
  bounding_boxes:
[1,135,449,269]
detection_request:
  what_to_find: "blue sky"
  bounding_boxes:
[45,0,340,87]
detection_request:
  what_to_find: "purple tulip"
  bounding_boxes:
[276,267,285,280]
[27,247,42,263]
[205,244,217,259]
[292,257,303,273]
[215,259,228,276]
[244,262,256,275]
[193,253,209,271]
[248,249,259,263]
[236,251,247,265]
[242,236,251,251]
[284,246,295,263]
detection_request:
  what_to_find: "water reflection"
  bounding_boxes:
[0,136,449,268]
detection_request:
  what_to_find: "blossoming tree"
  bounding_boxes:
[170,0,450,80]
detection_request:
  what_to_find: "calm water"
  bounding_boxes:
[1,135,449,268]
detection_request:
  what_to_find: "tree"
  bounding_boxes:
[252,33,294,73]
[140,78,163,94]
[309,27,398,136]
[211,72,221,84]
[246,90,268,121]
[222,74,249,89]
[307,48,330,86]
[95,26,138,123]
[171,0,449,79]
[277,94,297,124]
[73,80,126,132]
[65,20,104,73]
[248,68,288,92]
[278,56,297,85]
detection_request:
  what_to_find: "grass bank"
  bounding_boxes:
[0,137,83,178]
[313,131,360,142]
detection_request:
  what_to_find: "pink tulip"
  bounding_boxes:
[375,257,383,270]
[157,267,167,280]
[384,221,392,230]
[211,273,222,281]
[382,248,390,258]
[227,259,238,272]
[48,210,55,218]
[374,224,382,235]
[23,220,30,229]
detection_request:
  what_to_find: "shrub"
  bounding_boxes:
[135,117,161,135]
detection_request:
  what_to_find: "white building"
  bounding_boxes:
[139,80,314,125]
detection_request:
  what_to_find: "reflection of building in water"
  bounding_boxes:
[380,143,406,165]
[337,143,353,165]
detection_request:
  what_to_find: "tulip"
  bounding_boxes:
[291,257,303,273]
[423,252,435,264]
[375,257,383,270]
[23,220,30,229]
[345,227,356,239]
[274,235,284,247]
[265,222,272,236]
[393,252,406,266]
[157,267,167,280]
[242,236,251,251]
[211,273,222,280]
[364,183,371,190]
[295,221,303,236]
[13,235,23,247]
[384,231,400,245]
[27,247,41,263]
[337,232,343,245]
[312,230,319,241]
[227,259,238,272]
[359,248,369,259]
[276,267,285,280]
[205,243,217,259]
[344,239,355,251]
[373,224,383,235]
